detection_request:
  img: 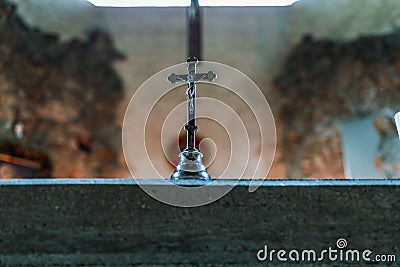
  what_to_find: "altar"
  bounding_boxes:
[0,178,399,265]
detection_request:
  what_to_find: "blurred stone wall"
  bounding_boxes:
[0,0,124,177]
[275,34,400,177]
[3,0,400,178]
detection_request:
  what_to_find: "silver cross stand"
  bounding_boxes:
[168,56,216,180]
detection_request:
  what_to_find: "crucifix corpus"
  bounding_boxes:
[168,57,216,180]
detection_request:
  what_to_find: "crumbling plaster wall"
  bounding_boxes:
[9,0,400,178]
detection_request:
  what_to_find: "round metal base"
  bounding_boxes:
[170,148,211,180]
[170,169,211,180]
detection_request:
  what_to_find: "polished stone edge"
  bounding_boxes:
[0,178,399,187]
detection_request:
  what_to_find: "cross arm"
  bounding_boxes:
[168,71,216,84]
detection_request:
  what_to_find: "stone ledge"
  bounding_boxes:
[0,179,398,266]
[1,178,399,186]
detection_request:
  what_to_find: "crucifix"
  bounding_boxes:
[168,57,216,180]
[167,0,218,180]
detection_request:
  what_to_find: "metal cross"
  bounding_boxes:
[168,56,216,151]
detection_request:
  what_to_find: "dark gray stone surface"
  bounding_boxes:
[0,179,399,266]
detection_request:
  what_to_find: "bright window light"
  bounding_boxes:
[199,0,298,6]
[86,0,191,7]
[86,0,298,7]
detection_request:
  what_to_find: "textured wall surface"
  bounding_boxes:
[0,0,125,177]
[4,0,400,178]
[275,34,400,178]
[14,0,400,91]
[0,179,399,266]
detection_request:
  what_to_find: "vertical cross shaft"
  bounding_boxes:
[187,0,201,60]
[186,57,198,150]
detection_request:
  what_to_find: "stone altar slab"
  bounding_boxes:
[0,179,399,266]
